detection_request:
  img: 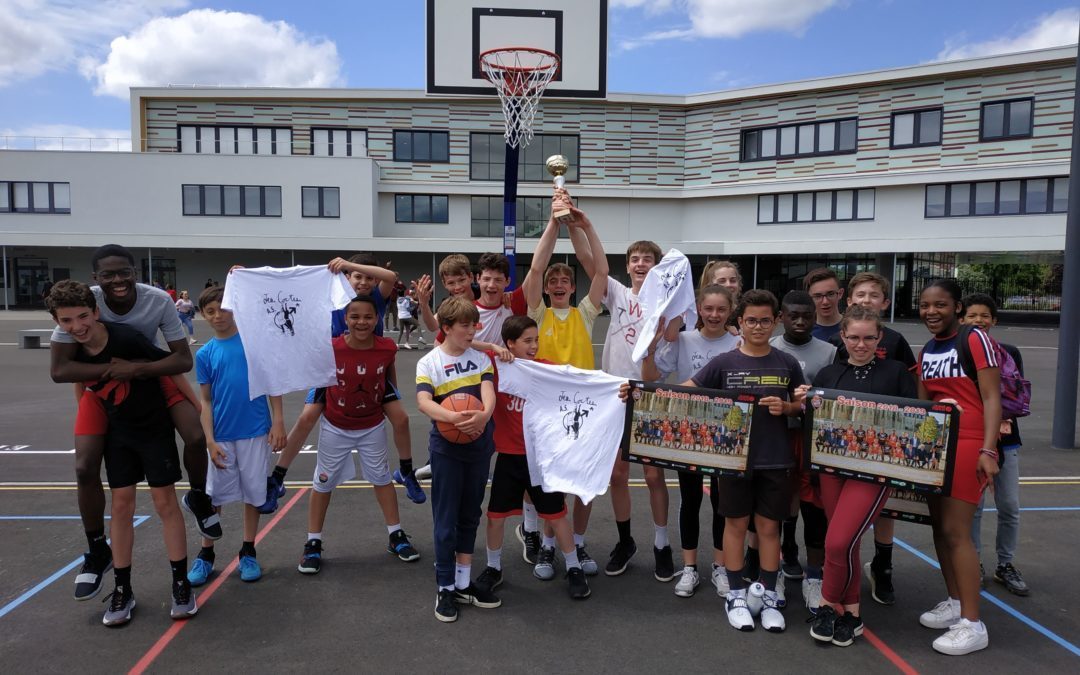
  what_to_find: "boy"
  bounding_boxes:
[804,268,844,341]
[478,315,590,600]
[187,287,287,586]
[685,290,806,633]
[417,254,474,334]
[963,293,1029,596]
[48,281,195,626]
[417,296,500,622]
[298,294,421,574]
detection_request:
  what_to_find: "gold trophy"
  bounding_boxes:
[545,154,575,225]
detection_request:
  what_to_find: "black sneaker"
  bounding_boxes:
[809,604,838,642]
[831,611,863,647]
[435,589,458,623]
[182,490,223,540]
[102,584,135,627]
[298,538,323,574]
[782,557,805,580]
[994,563,1030,596]
[170,579,198,620]
[453,582,501,609]
[567,567,591,599]
[475,566,503,594]
[605,538,638,576]
[866,562,895,605]
[653,546,675,582]
[515,523,541,565]
[387,530,420,562]
[74,550,113,601]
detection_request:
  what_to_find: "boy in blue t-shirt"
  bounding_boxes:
[187,286,286,585]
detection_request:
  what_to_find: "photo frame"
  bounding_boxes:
[621,381,758,477]
[879,488,931,525]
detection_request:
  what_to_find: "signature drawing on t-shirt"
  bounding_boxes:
[559,390,598,440]
[660,269,685,298]
[263,291,302,336]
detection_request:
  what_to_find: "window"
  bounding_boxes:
[892,108,942,148]
[302,187,340,218]
[0,181,71,214]
[757,188,874,224]
[311,128,366,157]
[925,177,1068,217]
[471,196,567,237]
[471,133,579,182]
[182,184,281,216]
[395,194,448,223]
[178,125,292,155]
[980,99,1033,141]
[741,117,858,161]
[394,130,449,162]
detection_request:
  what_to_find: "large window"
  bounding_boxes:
[741,118,858,161]
[758,189,874,224]
[395,194,449,223]
[471,133,579,182]
[925,176,1067,218]
[472,196,573,237]
[891,108,942,148]
[178,125,292,155]
[980,99,1033,141]
[182,184,282,217]
[311,128,366,157]
[302,187,340,218]
[393,130,449,162]
[0,181,70,214]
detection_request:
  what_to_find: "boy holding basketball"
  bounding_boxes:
[416,295,499,622]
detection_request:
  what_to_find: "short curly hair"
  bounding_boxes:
[46,280,96,318]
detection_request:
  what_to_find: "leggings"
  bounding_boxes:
[678,471,724,551]
[819,474,890,606]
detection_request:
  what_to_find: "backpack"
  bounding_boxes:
[955,325,1031,419]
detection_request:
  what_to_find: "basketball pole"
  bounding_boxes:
[502,103,522,289]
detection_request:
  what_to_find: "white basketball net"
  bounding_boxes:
[479,48,560,149]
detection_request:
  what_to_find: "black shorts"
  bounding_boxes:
[487,453,567,519]
[714,468,794,522]
[104,430,182,489]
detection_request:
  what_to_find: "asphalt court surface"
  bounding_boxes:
[1,312,1078,673]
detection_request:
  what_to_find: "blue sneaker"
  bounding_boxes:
[257,477,279,515]
[393,469,427,504]
[187,557,214,587]
[270,472,286,499]
[239,555,262,582]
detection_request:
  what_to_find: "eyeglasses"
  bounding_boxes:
[810,291,840,302]
[741,317,775,329]
[842,334,881,344]
[96,268,135,282]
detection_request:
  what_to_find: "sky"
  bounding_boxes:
[0,0,1077,146]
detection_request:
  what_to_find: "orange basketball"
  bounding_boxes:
[436,393,485,444]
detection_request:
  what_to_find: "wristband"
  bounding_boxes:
[979,448,999,460]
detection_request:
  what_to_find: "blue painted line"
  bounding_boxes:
[894,536,1080,659]
[0,515,150,620]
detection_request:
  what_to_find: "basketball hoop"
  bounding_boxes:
[479,47,560,149]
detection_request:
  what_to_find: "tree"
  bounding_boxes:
[916,414,939,444]
[724,404,744,430]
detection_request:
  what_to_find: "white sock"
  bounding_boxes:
[487,547,502,571]
[654,524,669,549]
[439,584,455,592]
[573,533,585,547]
[523,503,539,533]
[970,619,987,634]
[307,532,322,542]
[387,523,402,535]
[949,597,961,613]
[455,563,471,590]
[542,534,556,549]
[564,548,581,570]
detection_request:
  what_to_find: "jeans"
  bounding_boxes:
[971,445,1020,565]
[178,311,194,337]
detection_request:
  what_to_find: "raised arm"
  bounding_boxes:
[415,275,438,332]
[573,209,609,308]
[328,257,399,297]
[523,214,561,309]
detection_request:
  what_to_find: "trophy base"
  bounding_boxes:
[553,208,574,225]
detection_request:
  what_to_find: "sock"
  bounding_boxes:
[114,565,132,588]
[522,503,539,533]
[198,545,215,562]
[564,547,581,570]
[949,597,961,613]
[726,568,749,592]
[616,519,632,545]
[170,558,187,585]
[455,563,471,590]
[399,458,413,478]
[759,567,779,592]
[487,548,502,571]
[273,465,288,481]
[806,565,823,580]
[970,619,987,634]
[307,532,322,542]
[573,533,585,548]
[873,541,893,569]
[684,564,697,571]
[653,524,669,549]
[387,523,402,535]
[239,541,256,558]
[542,534,556,550]
[439,584,455,592]
[86,528,108,556]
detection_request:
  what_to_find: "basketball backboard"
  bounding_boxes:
[426,0,607,98]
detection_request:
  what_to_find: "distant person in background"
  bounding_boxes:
[387,275,404,332]
[176,290,197,345]
[804,268,845,342]
[41,277,54,305]
[165,284,177,303]
[397,288,423,349]
[205,278,214,289]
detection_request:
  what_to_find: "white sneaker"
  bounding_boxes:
[920,598,961,629]
[674,567,700,598]
[774,574,787,608]
[761,590,786,633]
[802,577,823,614]
[932,619,989,655]
[711,564,730,598]
[414,464,432,481]
[725,590,755,631]
[746,581,765,616]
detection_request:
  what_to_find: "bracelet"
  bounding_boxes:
[979,448,999,460]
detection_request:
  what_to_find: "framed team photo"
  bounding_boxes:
[621,381,757,478]
[804,388,959,495]
[879,488,931,525]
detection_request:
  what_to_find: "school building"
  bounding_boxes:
[0,45,1073,315]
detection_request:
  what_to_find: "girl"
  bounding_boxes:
[700,260,742,298]
[175,290,196,345]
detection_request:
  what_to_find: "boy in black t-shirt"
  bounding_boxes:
[48,281,195,627]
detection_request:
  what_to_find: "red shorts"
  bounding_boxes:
[948,438,985,505]
[74,377,187,436]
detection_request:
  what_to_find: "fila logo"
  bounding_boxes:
[444,360,479,376]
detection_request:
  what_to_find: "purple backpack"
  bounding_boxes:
[956,325,1031,419]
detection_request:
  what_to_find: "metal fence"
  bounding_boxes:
[910,269,1064,313]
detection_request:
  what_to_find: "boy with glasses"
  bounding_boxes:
[803,268,844,341]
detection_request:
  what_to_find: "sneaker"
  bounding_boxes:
[387,530,420,562]
[101,585,135,627]
[864,561,895,605]
[393,469,427,504]
[761,590,786,633]
[170,579,198,619]
[919,598,961,629]
[298,539,323,574]
[653,546,675,582]
[577,545,598,576]
[74,550,113,601]
[774,574,787,609]
[932,618,989,656]
[567,567,591,599]
[453,582,501,609]
[802,577,823,615]
[269,471,287,498]
[187,556,214,587]
[674,566,700,597]
[414,463,432,481]
[782,557,805,580]
[809,604,838,642]
[605,538,638,576]
[475,566,503,594]
[726,589,755,631]
[994,563,1030,596]
[256,477,279,515]
[435,588,458,623]
[832,611,864,647]
[182,490,222,540]
[400,343,413,350]
[515,523,541,565]
[238,555,261,582]
[711,564,730,598]
[534,546,556,581]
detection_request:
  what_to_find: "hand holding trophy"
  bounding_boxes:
[545,154,576,226]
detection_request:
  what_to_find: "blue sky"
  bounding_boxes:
[1,0,1077,145]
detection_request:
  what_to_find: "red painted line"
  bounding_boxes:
[863,626,920,675]
[128,487,310,675]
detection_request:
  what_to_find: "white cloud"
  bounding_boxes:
[937,8,1079,61]
[81,9,343,98]
[0,124,132,151]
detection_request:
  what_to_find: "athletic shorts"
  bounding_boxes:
[714,468,794,522]
[74,378,187,436]
[486,453,567,519]
[948,438,985,505]
[207,435,272,507]
[104,429,182,489]
[304,375,401,407]
[313,418,391,492]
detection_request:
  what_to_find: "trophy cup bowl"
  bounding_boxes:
[545,155,574,225]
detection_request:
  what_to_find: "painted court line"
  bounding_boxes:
[862,627,920,675]
[128,487,309,675]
